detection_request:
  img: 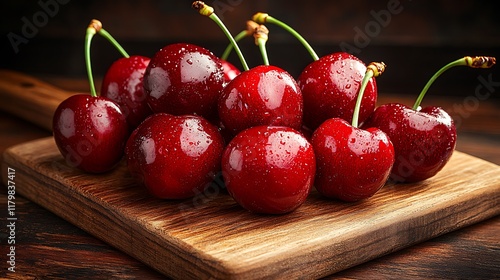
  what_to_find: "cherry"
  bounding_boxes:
[218,65,303,136]
[52,20,128,173]
[101,55,151,129]
[298,52,377,130]
[311,62,394,202]
[362,56,496,183]
[143,43,224,122]
[362,104,456,183]
[82,20,152,130]
[253,13,377,130]
[221,125,316,214]
[53,95,128,173]
[220,24,303,135]
[194,2,304,136]
[125,113,225,199]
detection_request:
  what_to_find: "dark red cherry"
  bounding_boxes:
[143,43,225,121]
[362,104,457,183]
[311,61,393,201]
[312,118,394,201]
[53,94,128,173]
[218,65,303,136]
[221,125,316,214]
[361,56,495,183]
[298,52,377,130]
[125,113,225,199]
[101,55,152,129]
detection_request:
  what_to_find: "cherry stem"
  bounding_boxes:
[98,28,130,58]
[85,19,133,97]
[193,1,249,71]
[253,12,319,61]
[85,21,98,97]
[221,30,247,61]
[221,21,259,61]
[352,62,386,128]
[412,56,496,110]
[254,25,270,66]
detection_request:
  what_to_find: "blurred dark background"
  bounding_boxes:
[1,0,499,98]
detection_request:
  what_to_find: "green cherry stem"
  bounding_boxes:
[221,30,247,61]
[412,56,496,110]
[352,62,386,128]
[85,19,133,97]
[193,1,249,71]
[85,20,99,97]
[221,21,258,61]
[254,25,270,66]
[97,28,130,58]
[253,12,319,61]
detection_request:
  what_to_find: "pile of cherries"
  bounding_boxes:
[52,2,496,214]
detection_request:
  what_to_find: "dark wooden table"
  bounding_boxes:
[1,76,499,279]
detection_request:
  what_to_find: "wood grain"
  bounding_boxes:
[0,194,165,279]
[0,70,75,131]
[330,216,500,279]
[2,137,499,279]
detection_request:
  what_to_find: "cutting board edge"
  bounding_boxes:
[1,148,235,279]
[216,189,500,279]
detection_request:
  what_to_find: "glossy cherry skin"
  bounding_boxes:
[362,103,457,183]
[101,55,152,129]
[221,59,241,84]
[125,113,225,199]
[53,94,128,173]
[143,43,225,121]
[298,52,377,130]
[222,126,316,214]
[218,65,303,137]
[312,118,394,202]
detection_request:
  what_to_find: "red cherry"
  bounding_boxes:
[311,61,393,201]
[53,19,129,173]
[248,15,376,131]
[53,94,128,173]
[221,125,316,214]
[361,56,495,182]
[143,43,225,121]
[362,104,456,182]
[125,113,225,199]
[218,65,303,136]
[101,55,152,129]
[298,52,377,130]
[312,118,394,201]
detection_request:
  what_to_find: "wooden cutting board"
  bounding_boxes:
[0,70,76,131]
[1,70,499,278]
[2,137,499,279]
